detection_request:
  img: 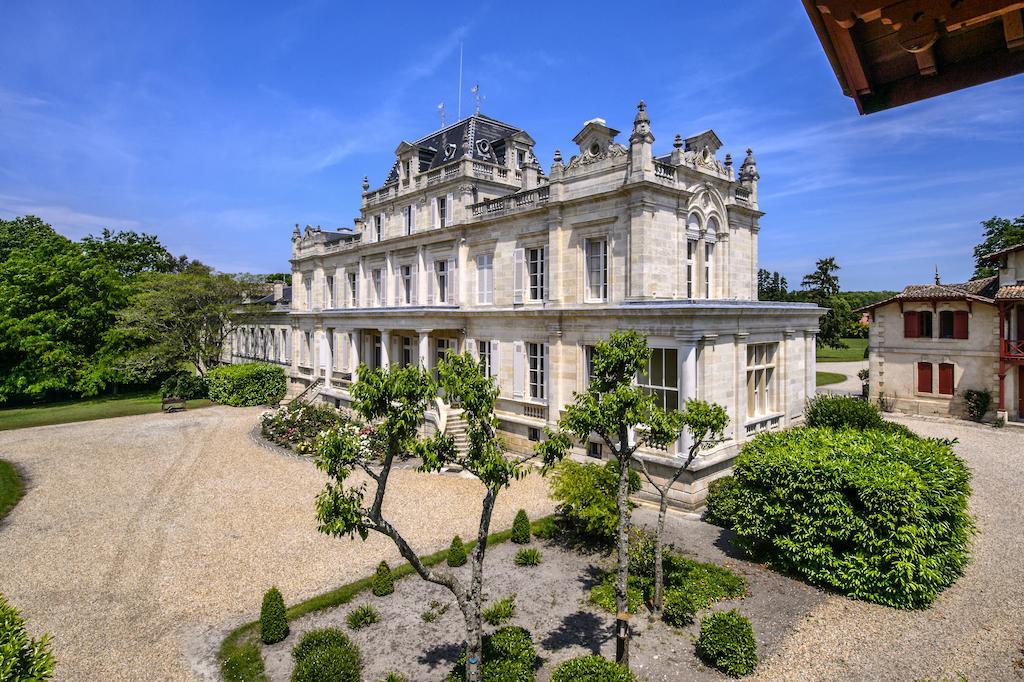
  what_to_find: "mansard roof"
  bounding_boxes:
[383,113,528,184]
[856,276,999,312]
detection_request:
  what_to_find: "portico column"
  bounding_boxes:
[380,330,391,369]
[417,329,432,369]
[350,330,361,384]
[548,327,564,428]
[323,328,333,389]
[804,328,818,409]
[675,333,699,455]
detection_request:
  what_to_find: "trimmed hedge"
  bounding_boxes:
[447,626,537,682]
[0,592,55,681]
[550,655,636,681]
[447,535,467,567]
[207,363,286,407]
[371,561,394,597]
[805,393,884,430]
[260,586,288,644]
[695,610,757,677]
[160,372,208,400]
[725,427,973,608]
[511,509,531,544]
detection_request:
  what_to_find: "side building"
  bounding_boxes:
[230,102,823,507]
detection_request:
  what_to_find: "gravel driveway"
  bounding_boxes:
[0,406,554,681]
[817,359,868,396]
[752,415,1024,681]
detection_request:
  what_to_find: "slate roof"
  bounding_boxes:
[856,276,999,312]
[383,113,525,184]
[252,285,291,305]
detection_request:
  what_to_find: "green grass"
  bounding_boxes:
[816,338,868,362]
[218,516,556,682]
[0,459,25,521]
[816,371,846,387]
[0,392,211,431]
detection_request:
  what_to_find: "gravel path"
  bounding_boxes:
[816,359,868,396]
[752,415,1024,681]
[0,407,555,681]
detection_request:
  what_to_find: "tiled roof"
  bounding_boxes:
[856,276,998,312]
[996,284,1024,300]
[982,241,1024,262]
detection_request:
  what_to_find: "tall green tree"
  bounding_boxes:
[757,268,789,301]
[81,228,187,278]
[800,257,847,349]
[538,330,684,669]
[972,212,1024,278]
[801,257,841,299]
[314,354,552,680]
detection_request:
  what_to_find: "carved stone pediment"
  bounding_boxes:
[566,143,627,170]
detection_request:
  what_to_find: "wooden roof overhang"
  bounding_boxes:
[803,1,1024,114]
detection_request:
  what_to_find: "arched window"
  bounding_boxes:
[686,214,701,298]
[704,217,719,299]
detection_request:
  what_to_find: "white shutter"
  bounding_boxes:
[431,199,439,230]
[512,341,525,398]
[410,204,417,232]
[426,260,435,305]
[411,263,419,304]
[394,270,401,306]
[340,333,349,372]
[445,192,454,226]
[545,246,553,301]
[447,257,457,305]
[465,338,477,358]
[544,343,551,402]
[491,339,500,381]
[513,247,525,304]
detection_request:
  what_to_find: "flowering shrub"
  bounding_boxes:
[260,402,353,454]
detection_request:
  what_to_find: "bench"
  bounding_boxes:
[161,396,187,412]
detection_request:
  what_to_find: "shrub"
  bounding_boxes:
[421,599,449,622]
[447,535,467,567]
[963,389,992,422]
[259,586,288,644]
[695,610,758,677]
[291,627,355,663]
[532,516,559,540]
[550,460,640,544]
[662,588,702,626]
[207,363,286,407]
[511,509,531,544]
[805,394,883,430]
[291,640,361,682]
[160,372,208,400]
[703,475,740,528]
[482,595,516,626]
[346,604,379,630]
[589,574,645,614]
[550,655,637,681]
[0,593,55,681]
[379,674,408,682]
[514,548,542,567]
[447,626,537,682]
[261,402,351,453]
[371,561,394,597]
[727,427,973,608]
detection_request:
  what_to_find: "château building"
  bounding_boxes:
[229,102,823,507]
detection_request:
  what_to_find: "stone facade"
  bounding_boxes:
[228,102,823,507]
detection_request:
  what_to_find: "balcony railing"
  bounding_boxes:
[1002,339,1024,360]
[470,185,551,218]
[654,162,676,180]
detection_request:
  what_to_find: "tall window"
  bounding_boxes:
[325,275,334,308]
[527,342,546,400]
[435,338,454,371]
[301,331,311,366]
[746,343,777,417]
[583,345,596,388]
[437,197,447,227]
[478,340,492,377]
[372,268,382,306]
[527,246,546,301]
[401,337,413,367]
[638,347,679,411]
[686,240,697,298]
[939,310,969,339]
[938,362,954,395]
[375,214,383,242]
[917,361,933,393]
[403,206,412,236]
[435,260,448,303]
[401,265,413,304]
[304,276,312,309]
[704,242,714,299]
[585,237,608,301]
[477,254,493,304]
[348,272,358,306]
[906,311,934,338]
[372,335,382,369]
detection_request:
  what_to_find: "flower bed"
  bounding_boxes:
[259,402,353,454]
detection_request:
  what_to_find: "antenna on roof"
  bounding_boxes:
[437,101,445,128]
[457,42,463,121]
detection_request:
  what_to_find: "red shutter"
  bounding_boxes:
[904,311,920,338]
[917,362,933,393]
[938,363,954,395]
[953,311,969,339]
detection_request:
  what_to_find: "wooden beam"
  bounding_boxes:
[1005,9,1024,49]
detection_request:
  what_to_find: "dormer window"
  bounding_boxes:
[589,143,601,156]
[516,150,525,167]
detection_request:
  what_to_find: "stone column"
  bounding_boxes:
[323,328,333,389]
[804,328,817,409]
[733,333,748,442]
[416,246,427,305]
[675,333,700,455]
[417,329,432,369]
[548,327,564,428]
[380,330,391,369]
[350,330,361,384]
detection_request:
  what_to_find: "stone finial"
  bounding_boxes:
[724,153,733,167]
[630,100,654,145]
[292,223,301,239]
[362,175,369,191]
[673,134,683,149]
[553,149,562,164]
[739,147,759,182]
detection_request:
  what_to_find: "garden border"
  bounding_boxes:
[0,457,26,524]
[218,515,557,682]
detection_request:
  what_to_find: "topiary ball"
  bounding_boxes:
[695,610,758,677]
[550,654,636,681]
[371,561,394,597]
[448,535,467,567]
[291,640,361,682]
[291,627,355,663]
[260,586,288,644]
[511,509,531,544]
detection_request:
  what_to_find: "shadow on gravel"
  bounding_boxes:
[416,641,462,670]
[540,610,610,654]
[711,526,749,560]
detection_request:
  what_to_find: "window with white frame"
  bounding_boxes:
[435,338,454,371]
[527,246,546,301]
[746,343,777,418]
[583,345,596,389]
[372,334,381,369]
[585,237,608,301]
[372,268,382,306]
[435,260,448,303]
[687,239,697,298]
[476,254,493,304]
[638,347,679,410]
[304,276,312,309]
[401,265,413,304]
[527,342,546,400]
[401,336,413,367]
[403,205,412,236]
[704,242,714,299]
[437,196,447,227]
[478,340,492,377]
[325,275,334,308]
[375,214,383,242]
[348,272,358,307]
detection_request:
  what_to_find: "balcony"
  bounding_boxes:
[363,159,521,208]
[1002,339,1024,362]
[470,185,551,218]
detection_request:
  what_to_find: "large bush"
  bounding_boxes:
[291,627,355,664]
[260,586,288,644]
[447,626,536,682]
[261,402,350,454]
[160,372,208,400]
[703,475,740,528]
[695,610,758,677]
[0,592,55,681]
[549,460,640,544]
[550,654,636,681]
[805,394,884,430]
[291,627,361,682]
[207,363,286,406]
[725,427,973,608]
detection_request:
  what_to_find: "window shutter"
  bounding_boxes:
[904,311,920,338]
[545,246,553,301]
[340,333,349,372]
[512,341,525,398]
[513,247,525,304]
[917,362,932,393]
[426,260,435,304]
[938,363,954,395]
[393,270,401,306]
[544,343,551,402]
[953,311,969,339]
[410,204,416,231]
[491,340,500,382]
[411,263,418,304]
[431,199,438,230]
[445,192,454,226]
[447,257,457,305]
[465,338,477,358]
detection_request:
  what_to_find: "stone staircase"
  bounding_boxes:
[445,408,469,454]
[281,377,323,408]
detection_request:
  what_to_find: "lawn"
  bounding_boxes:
[0,392,211,431]
[816,337,868,362]
[816,371,846,387]
[0,459,24,521]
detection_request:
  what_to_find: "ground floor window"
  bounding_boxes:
[938,362,954,395]
[583,345,596,389]
[527,342,546,400]
[588,441,602,459]
[401,336,413,367]
[639,347,679,411]
[478,340,492,377]
[435,338,454,372]
[372,334,382,370]
[746,343,777,417]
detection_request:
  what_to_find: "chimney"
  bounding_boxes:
[273,282,284,301]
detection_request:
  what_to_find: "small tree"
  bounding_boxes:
[313,353,554,680]
[259,586,288,644]
[511,510,531,544]
[537,330,684,668]
[635,400,728,614]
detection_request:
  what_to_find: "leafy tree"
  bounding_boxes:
[800,257,847,349]
[537,330,684,669]
[81,228,187,278]
[973,212,1024,278]
[264,272,292,286]
[0,215,59,263]
[635,400,728,614]
[313,354,556,680]
[115,263,262,376]
[757,268,788,301]
[801,257,841,299]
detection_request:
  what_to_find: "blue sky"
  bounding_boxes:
[1,1,1022,290]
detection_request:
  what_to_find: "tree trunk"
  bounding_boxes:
[463,487,497,681]
[614,449,632,668]
[653,490,669,614]
[461,604,484,681]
